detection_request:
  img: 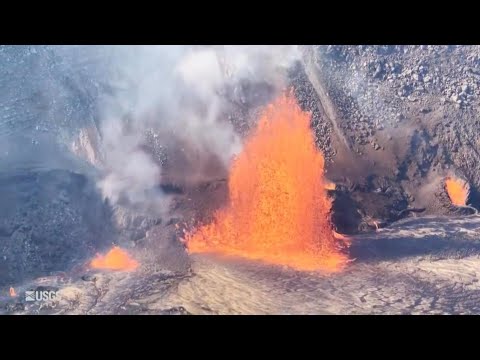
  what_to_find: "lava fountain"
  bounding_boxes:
[90,246,139,271]
[445,177,470,207]
[185,93,349,272]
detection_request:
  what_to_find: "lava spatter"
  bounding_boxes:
[90,246,139,271]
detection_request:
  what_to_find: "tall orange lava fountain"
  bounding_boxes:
[90,246,139,271]
[185,93,348,271]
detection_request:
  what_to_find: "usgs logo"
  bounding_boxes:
[25,290,57,302]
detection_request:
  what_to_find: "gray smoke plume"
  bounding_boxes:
[73,45,301,215]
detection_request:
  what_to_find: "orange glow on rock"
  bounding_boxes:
[90,246,139,271]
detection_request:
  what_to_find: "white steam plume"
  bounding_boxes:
[89,45,300,215]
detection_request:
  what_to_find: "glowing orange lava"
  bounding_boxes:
[90,246,139,271]
[445,177,470,206]
[324,181,336,191]
[185,93,348,272]
[9,287,16,297]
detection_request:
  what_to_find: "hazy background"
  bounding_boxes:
[0,45,301,216]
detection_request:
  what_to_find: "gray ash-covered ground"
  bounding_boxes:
[4,215,480,315]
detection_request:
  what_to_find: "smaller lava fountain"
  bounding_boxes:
[445,177,470,207]
[90,246,139,271]
[9,287,16,297]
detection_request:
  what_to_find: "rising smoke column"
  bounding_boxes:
[185,93,349,272]
[93,46,301,216]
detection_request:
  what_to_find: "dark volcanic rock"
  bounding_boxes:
[289,45,480,228]
[0,170,114,286]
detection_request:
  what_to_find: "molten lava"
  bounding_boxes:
[90,246,139,271]
[324,181,336,191]
[9,287,16,297]
[185,93,348,272]
[445,177,470,206]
